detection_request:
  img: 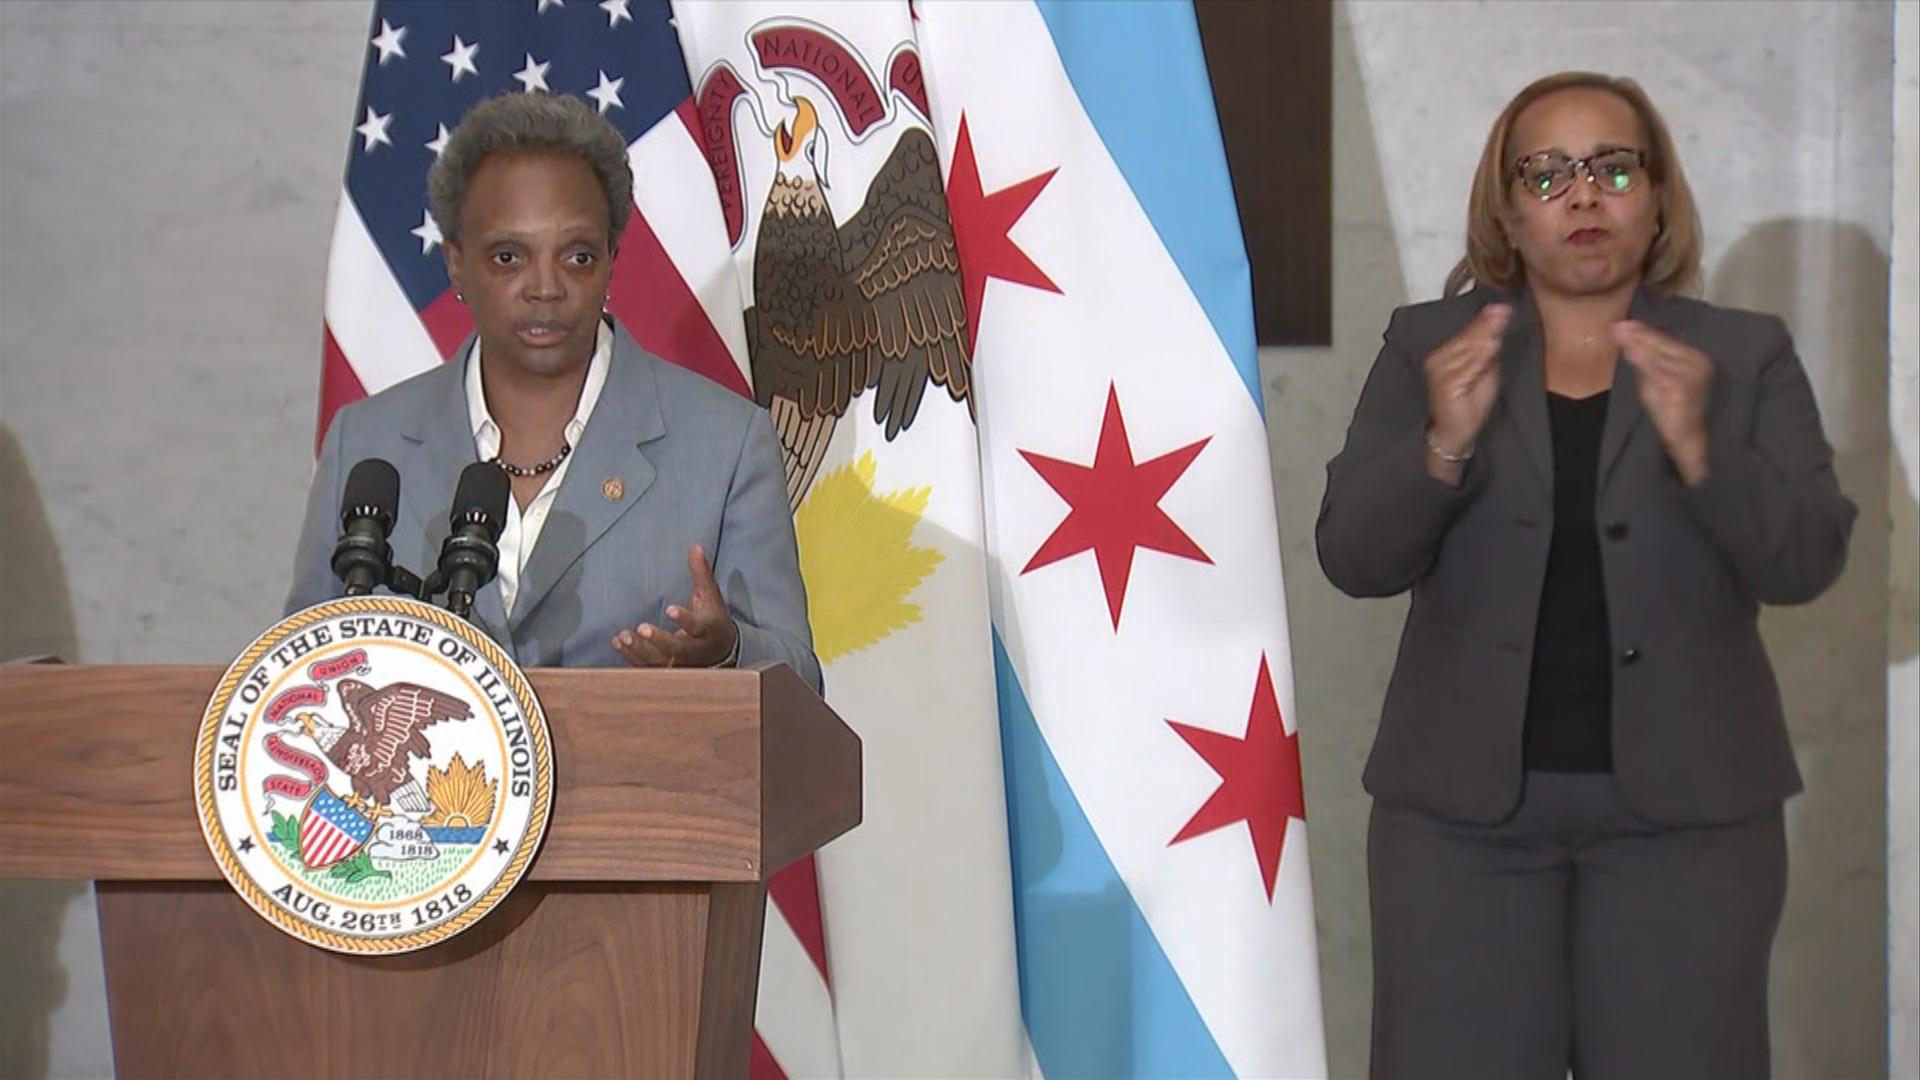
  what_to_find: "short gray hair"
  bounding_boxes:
[427,92,633,248]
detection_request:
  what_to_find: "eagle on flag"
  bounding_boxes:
[745,97,974,509]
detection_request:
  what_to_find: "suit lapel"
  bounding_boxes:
[397,341,511,647]
[509,325,663,632]
[1495,291,1554,496]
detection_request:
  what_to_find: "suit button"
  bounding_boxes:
[1605,522,1628,541]
[1620,646,1642,665]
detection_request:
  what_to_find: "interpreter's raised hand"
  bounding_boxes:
[1423,302,1511,458]
[612,544,739,669]
[1612,319,1714,485]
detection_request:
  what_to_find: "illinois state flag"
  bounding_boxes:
[916,2,1329,1075]
[673,2,1026,1076]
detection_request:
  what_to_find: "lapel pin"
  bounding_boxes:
[602,476,625,502]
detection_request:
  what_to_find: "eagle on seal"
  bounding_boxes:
[745,96,973,509]
[301,678,469,815]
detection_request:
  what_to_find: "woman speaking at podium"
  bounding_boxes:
[1316,72,1854,1077]
[285,92,819,692]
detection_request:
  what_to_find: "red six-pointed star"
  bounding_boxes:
[1019,384,1211,629]
[1167,653,1306,901]
[945,112,1061,352]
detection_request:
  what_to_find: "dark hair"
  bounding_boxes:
[427,92,632,248]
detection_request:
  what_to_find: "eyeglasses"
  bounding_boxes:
[1512,148,1648,201]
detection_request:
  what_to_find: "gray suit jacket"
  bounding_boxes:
[286,322,822,693]
[1317,288,1854,826]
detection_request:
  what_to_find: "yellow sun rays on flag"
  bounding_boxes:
[794,452,944,664]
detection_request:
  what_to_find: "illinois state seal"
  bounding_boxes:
[193,596,551,953]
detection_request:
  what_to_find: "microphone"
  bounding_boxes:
[332,459,399,596]
[437,462,510,620]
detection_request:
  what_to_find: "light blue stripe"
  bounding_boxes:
[994,630,1233,1078]
[1033,0,1262,414]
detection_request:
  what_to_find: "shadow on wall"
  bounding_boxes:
[1709,219,1907,605]
[1709,218,1896,1079]
[0,424,84,1080]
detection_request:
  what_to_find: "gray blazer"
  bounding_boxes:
[286,322,822,693]
[1317,287,1854,827]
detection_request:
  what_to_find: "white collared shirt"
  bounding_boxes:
[465,320,612,616]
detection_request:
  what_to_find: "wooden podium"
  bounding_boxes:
[0,662,860,1078]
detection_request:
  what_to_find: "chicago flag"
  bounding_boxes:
[915,2,1329,1075]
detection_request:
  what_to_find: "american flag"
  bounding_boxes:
[300,789,376,870]
[323,3,832,1075]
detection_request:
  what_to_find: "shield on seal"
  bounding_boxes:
[300,789,375,870]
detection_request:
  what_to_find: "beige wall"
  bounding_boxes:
[1887,3,1918,1076]
[0,2,1904,1077]
[1,4,370,1076]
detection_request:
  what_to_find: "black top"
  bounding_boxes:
[1523,390,1615,772]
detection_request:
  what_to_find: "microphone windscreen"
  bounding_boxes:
[451,462,510,541]
[341,458,400,532]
